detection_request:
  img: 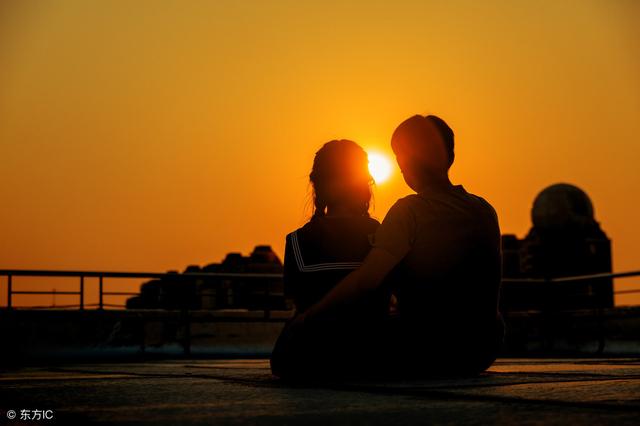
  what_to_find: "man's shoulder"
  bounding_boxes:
[390,194,423,209]
[460,188,499,222]
[380,195,422,222]
[465,189,496,208]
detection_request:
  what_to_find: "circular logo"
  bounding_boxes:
[7,410,16,419]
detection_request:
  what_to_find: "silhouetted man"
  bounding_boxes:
[291,114,503,377]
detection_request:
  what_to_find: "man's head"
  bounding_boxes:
[391,114,454,191]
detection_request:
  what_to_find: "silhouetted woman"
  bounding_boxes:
[270,140,390,380]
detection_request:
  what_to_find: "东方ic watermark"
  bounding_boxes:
[6,409,54,421]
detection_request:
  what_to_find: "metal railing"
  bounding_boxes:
[500,271,640,305]
[1,269,639,357]
[1,269,639,311]
[500,270,640,354]
[0,269,283,312]
[502,270,640,284]
[500,271,640,302]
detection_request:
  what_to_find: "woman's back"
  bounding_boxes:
[284,215,382,313]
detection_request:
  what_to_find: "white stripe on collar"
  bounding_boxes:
[291,231,362,272]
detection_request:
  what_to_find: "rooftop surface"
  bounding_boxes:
[1,358,639,425]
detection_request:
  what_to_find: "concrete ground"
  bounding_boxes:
[1,358,639,425]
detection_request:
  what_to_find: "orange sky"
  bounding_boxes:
[1,0,639,307]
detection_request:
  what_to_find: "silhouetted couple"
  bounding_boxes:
[271,115,504,381]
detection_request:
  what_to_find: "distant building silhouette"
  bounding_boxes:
[501,183,613,312]
[126,245,288,310]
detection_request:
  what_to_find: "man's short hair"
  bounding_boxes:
[391,114,455,171]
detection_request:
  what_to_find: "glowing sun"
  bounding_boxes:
[368,152,392,183]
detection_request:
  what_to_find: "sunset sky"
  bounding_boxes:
[1,0,638,307]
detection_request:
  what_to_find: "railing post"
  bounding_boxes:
[99,275,104,310]
[596,305,606,355]
[264,278,271,319]
[542,276,554,351]
[7,274,12,310]
[181,307,191,357]
[79,275,84,310]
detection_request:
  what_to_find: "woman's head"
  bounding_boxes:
[310,139,373,218]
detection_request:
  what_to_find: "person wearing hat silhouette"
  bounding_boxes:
[286,114,504,378]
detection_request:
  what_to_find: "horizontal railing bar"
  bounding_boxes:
[11,291,80,295]
[6,303,129,309]
[102,292,140,296]
[551,270,640,282]
[2,269,638,282]
[502,270,640,284]
[12,305,83,309]
[0,270,282,279]
[501,278,546,283]
[614,289,640,295]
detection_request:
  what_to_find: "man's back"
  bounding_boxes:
[374,185,501,336]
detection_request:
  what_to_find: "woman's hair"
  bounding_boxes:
[309,139,373,218]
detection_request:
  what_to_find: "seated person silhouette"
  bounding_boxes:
[282,115,504,379]
[270,140,391,379]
